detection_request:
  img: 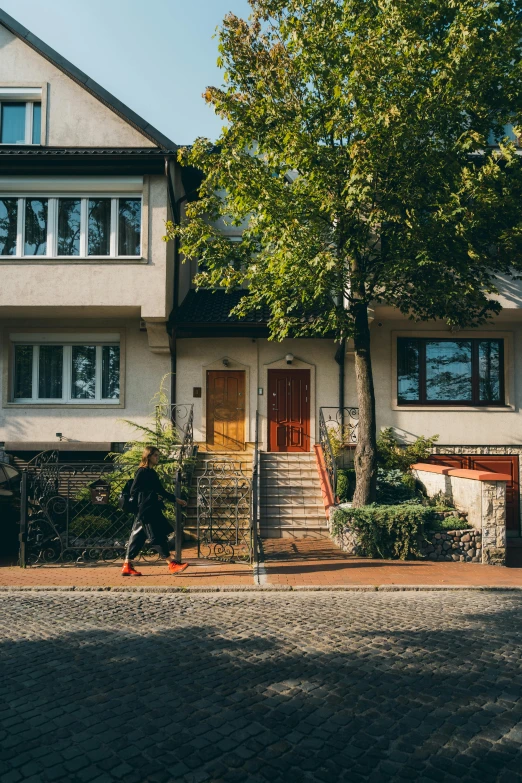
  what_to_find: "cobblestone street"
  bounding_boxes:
[1,592,522,783]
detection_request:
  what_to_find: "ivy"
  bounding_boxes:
[332,504,433,560]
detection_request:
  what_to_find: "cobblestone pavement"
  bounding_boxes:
[1,592,522,783]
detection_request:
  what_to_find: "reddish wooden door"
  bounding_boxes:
[206,371,245,450]
[268,369,310,452]
[427,454,520,532]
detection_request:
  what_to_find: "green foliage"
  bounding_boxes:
[377,428,439,472]
[336,468,356,503]
[375,468,420,505]
[108,375,189,504]
[332,503,432,560]
[429,515,470,532]
[166,1,522,342]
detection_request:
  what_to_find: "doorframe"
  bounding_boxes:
[202,358,250,446]
[262,356,315,452]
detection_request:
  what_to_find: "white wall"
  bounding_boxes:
[365,315,522,446]
[0,319,170,444]
[177,337,341,448]
[0,24,155,148]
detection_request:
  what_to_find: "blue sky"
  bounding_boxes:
[0,0,252,145]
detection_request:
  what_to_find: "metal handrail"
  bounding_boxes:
[319,407,359,500]
[251,410,261,564]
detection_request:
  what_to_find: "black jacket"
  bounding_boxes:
[130,467,177,527]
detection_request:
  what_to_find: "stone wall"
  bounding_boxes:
[419,528,482,562]
[412,465,507,566]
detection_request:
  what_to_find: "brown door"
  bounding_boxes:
[428,454,520,533]
[206,371,245,450]
[268,369,310,452]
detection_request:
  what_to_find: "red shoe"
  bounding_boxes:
[121,563,142,577]
[168,561,188,575]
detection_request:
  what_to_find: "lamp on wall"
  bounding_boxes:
[285,353,294,365]
[222,358,230,367]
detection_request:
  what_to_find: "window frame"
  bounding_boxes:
[0,100,42,145]
[0,195,142,259]
[4,330,126,409]
[396,336,506,407]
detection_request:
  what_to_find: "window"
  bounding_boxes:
[0,101,41,144]
[12,342,120,403]
[0,196,141,258]
[397,338,504,406]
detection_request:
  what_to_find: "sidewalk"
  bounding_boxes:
[1,540,521,589]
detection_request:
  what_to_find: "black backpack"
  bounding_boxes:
[118,478,139,514]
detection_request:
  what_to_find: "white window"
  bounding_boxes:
[12,339,120,404]
[0,196,142,258]
[0,88,42,145]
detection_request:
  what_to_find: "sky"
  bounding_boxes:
[0,0,252,145]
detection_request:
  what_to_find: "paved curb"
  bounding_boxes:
[0,584,521,593]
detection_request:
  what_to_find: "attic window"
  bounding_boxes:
[0,88,42,145]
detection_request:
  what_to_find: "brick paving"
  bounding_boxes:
[261,539,522,588]
[1,591,522,782]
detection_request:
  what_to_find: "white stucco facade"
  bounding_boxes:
[0,17,177,452]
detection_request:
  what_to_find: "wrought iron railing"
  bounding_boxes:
[251,410,261,564]
[319,407,359,500]
[155,403,194,464]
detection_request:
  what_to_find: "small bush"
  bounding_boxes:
[332,503,432,560]
[375,468,419,505]
[429,515,470,531]
[377,428,439,472]
[336,468,356,502]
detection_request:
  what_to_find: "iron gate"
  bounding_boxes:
[197,459,253,563]
[20,456,176,566]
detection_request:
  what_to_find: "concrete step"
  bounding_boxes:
[261,488,323,499]
[261,478,320,487]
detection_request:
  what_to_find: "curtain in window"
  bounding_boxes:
[88,199,111,255]
[118,199,141,255]
[425,341,472,401]
[38,346,63,399]
[24,198,48,256]
[102,346,120,399]
[0,198,18,256]
[71,346,96,399]
[32,103,41,144]
[1,103,25,143]
[58,199,81,256]
[14,346,33,399]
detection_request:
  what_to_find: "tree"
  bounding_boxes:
[166,0,522,506]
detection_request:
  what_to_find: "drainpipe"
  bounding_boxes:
[165,155,187,409]
[334,338,346,429]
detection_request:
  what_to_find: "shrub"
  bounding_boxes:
[377,428,439,472]
[332,503,432,559]
[336,468,356,503]
[375,468,419,505]
[428,515,470,531]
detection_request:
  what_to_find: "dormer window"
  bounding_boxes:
[0,88,42,145]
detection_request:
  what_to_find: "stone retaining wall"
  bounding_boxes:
[419,528,482,562]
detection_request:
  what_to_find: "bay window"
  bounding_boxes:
[12,341,120,403]
[397,337,504,406]
[0,196,141,258]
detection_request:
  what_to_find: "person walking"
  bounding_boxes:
[122,446,188,576]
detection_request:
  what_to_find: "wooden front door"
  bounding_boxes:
[206,371,245,450]
[268,369,310,452]
[427,454,520,533]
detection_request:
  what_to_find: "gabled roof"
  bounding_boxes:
[0,9,177,151]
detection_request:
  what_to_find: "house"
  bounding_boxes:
[0,10,183,467]
[172,180,522,547]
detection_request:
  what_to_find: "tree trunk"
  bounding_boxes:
[352,301,377,506]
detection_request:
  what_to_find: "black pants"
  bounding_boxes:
[125,518,172,560]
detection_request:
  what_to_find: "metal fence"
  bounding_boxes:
[319,407,359,498]
[196,459,253,563]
